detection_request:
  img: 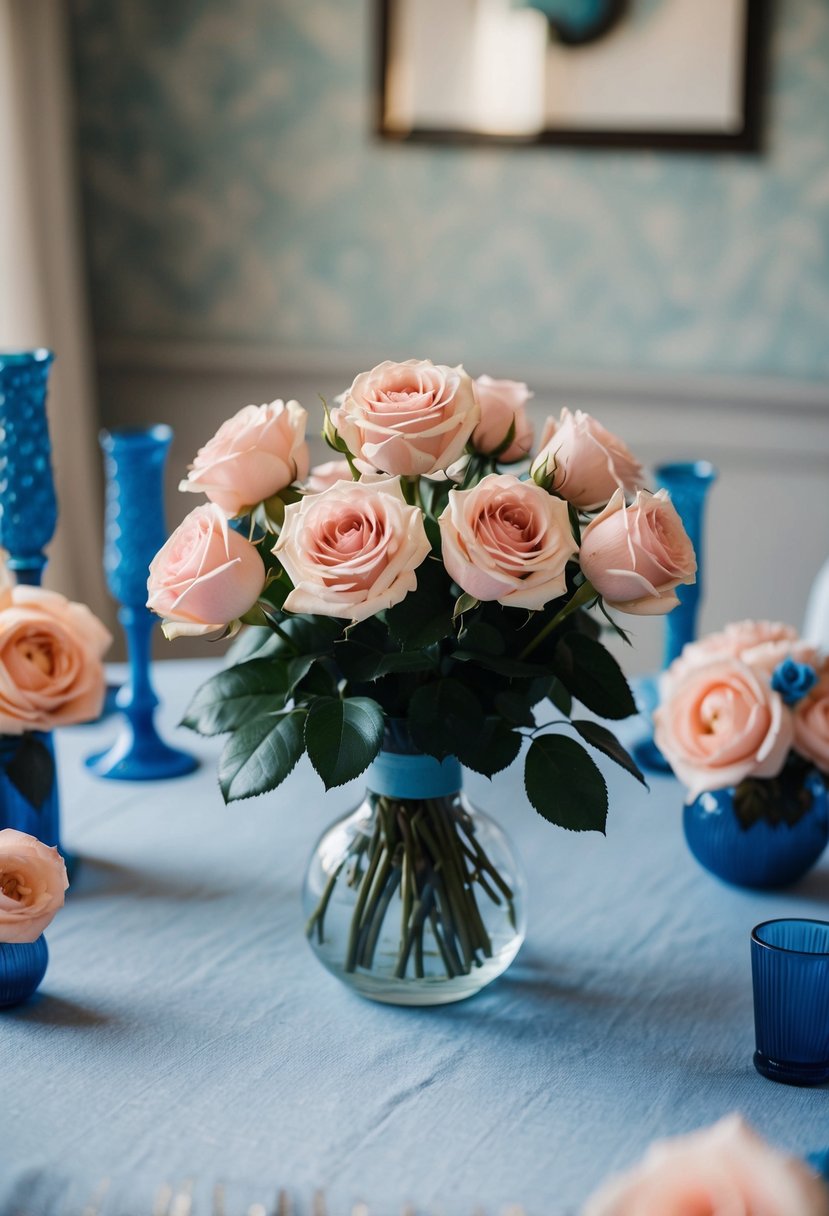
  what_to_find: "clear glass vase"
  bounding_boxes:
[303,740,527,1006]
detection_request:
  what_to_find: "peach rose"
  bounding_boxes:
[654,657,794,799]
[304,459,354,494]
[333,359,480,476]
[579,489,696,616]
[663,621,814,698]
[582,1116,829,1216]
[471,376,534,463]
[147,504,267,640]
[180,400,310,516]
[438,473,577,610]
[794,671,829,772]
[0,583,111,734]
[531,408,644,510]
[273,478,431,622]
[0,829,68,944]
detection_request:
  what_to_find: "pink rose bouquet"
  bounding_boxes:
[150,357,693,842]
[655,619,828,825]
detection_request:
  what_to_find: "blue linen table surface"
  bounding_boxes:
[1,659,827,1216]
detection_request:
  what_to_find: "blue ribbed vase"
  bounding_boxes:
[0,734,60,847]
[684,770,829,889]
[0,936,48,1007]
[752,919,829,1085]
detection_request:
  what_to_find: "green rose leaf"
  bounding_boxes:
[5,733,55,811]
[525,734,608,833]
[305,696,385,790]
[386,559,454,648]
[182,656,314,736]
[572,719,648,788]
[408,678,485,760]
[460,718,522,777]
[553,633,637,721]
[218,711,305,802]
[494,690,537,728]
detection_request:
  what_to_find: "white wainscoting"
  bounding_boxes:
[96,339,829,674]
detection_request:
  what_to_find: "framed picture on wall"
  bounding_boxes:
[376,0,767,152]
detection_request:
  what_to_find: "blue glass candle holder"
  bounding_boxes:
[634,460,718,774]
[752,918,829,1086]
[0,936,49,1007]
[0,349,58,585]
[86,426,197,781]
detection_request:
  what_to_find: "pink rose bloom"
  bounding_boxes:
[654,657,794,799]
[333,359,480,476]
[663,621,812,698]
[0,829,68,944]
[0,582,111,734]
[579,489,696,616]
[304,459,354,494]
[531,408,644,510]
[794,671,829,772]
[273,478,431,622]
[147,504,267,640]
[180,400,310,516]
[439,473,577,610]
[582,1115,829,1216]
[471,375,534,463]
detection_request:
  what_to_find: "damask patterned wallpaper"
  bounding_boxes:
[69,0,829,379]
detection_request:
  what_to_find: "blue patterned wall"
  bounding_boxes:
[70,0,829,379]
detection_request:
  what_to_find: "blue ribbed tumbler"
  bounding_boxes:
[86,426,197,780]
[751,918,829,1086]
[0,936,49,1007]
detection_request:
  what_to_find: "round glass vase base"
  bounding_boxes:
[0,937,48,1008]
[316,940,525,1007]
[683,771,829,891]
[753,1051,829,1088]
[85,733,198,782]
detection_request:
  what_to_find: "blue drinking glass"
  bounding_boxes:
[86,426,197,781]
[634,460,718,773]
[0,349,58,585]
[751,918,829,1085]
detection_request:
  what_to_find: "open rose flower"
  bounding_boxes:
[471,376,534,463]
[439,473,577,610]
[579,489,696,616]
[663,621,816,699]
[794,669,829,772]
[179,400,310,516]
[274,478,431,621]
[0,582,111,735]
[582,1115,829,1216]
[654,657,794,798]
[531,408,644,510]
[304,459,354,494]
[333,359,479,476]
[0,829,68,944]
[147,504,266,640]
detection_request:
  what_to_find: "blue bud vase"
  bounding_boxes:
[634,460,718,774]
[684,769,829,889]
[0,734,60,847]
[0,936,48,1007]
[86,426,197,781]
[0,351,65,854]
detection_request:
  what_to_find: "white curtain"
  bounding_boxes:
[0,0,110,624]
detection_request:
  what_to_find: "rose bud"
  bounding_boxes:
[531,408,644,510]
[471,376,534,463]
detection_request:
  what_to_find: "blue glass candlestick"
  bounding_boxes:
[0,349,58,585]
[86,426,197,781]
[634,460,718,773]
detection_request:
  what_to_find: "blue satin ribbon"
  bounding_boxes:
[366,751,462,800]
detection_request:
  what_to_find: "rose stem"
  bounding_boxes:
[394,884,435,979]
[428,799,490,962]
[361,863,402,970]
[305,858,347,943]
[344,820,382,973]
[416,813,471,972]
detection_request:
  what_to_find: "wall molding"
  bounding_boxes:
[96,337,829,418]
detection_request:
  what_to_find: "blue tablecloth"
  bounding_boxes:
[2,660,827,1216]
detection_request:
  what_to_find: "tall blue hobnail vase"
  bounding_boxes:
[634,461,718,774]
[0,350,63,850]
[86,426,197,781]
